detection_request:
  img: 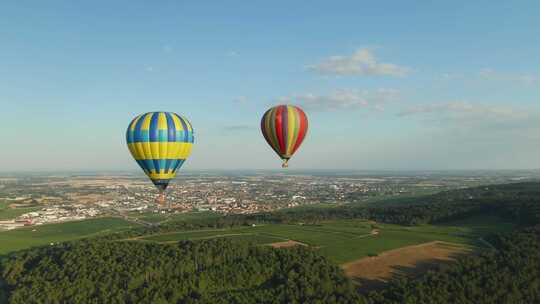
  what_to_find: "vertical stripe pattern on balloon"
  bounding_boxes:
[261,105,308,161]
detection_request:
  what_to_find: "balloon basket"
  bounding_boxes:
[156,192,167,207]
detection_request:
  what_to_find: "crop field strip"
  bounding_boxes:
[140,223,373,244]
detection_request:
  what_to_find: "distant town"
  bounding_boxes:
[1,170,538,231]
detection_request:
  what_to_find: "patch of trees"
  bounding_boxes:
[241,182,540,226]
[365,225,540,304]
[0,239,361,304]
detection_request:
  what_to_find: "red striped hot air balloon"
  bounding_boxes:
[261,105,308,168]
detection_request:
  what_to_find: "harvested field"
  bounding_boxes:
[270,240,307,248]
[342,241,472,290]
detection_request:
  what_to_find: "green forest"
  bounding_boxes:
[0,239,360,304]
[1,182,540,303]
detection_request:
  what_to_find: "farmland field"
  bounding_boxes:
[138,215,515,264]
[342,241,473,290]
[0,217,141,254]
[0,213,516,264]
[127,211,220,224]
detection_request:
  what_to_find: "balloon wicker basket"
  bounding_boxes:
[156,192,167,208]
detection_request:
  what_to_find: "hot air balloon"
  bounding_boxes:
[261,105,308,168]
[126,112,194,205]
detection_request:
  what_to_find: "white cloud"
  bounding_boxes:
[144,65,154,72]
[162,45,173,53]
[222,125,253,132]
[397,101,540,169]
[399,101,528,121]
[276,88,399,111]
[307,48,410,77]
[233,96,248,104]
[478,68,537,84]
[439,72,465,80]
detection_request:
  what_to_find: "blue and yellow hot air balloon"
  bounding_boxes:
[126,112,194,194]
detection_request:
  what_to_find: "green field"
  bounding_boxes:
[0,213,517,263]
[138,215,516,264]
[0,217,141,254]
[127,211,220,224]
[131,212,166,224]
[0,201,41,220]
[139,231,284,245]
[361,190,441,206]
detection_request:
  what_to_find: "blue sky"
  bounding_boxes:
[1,1,539,171]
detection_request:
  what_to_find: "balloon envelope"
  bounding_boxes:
[260,105,308,166]
[126,112,194,190]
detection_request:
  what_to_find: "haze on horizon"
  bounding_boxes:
[1,1,539,172]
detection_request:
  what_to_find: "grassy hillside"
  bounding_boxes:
[126,211,221,224]
[137,215,515,264]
